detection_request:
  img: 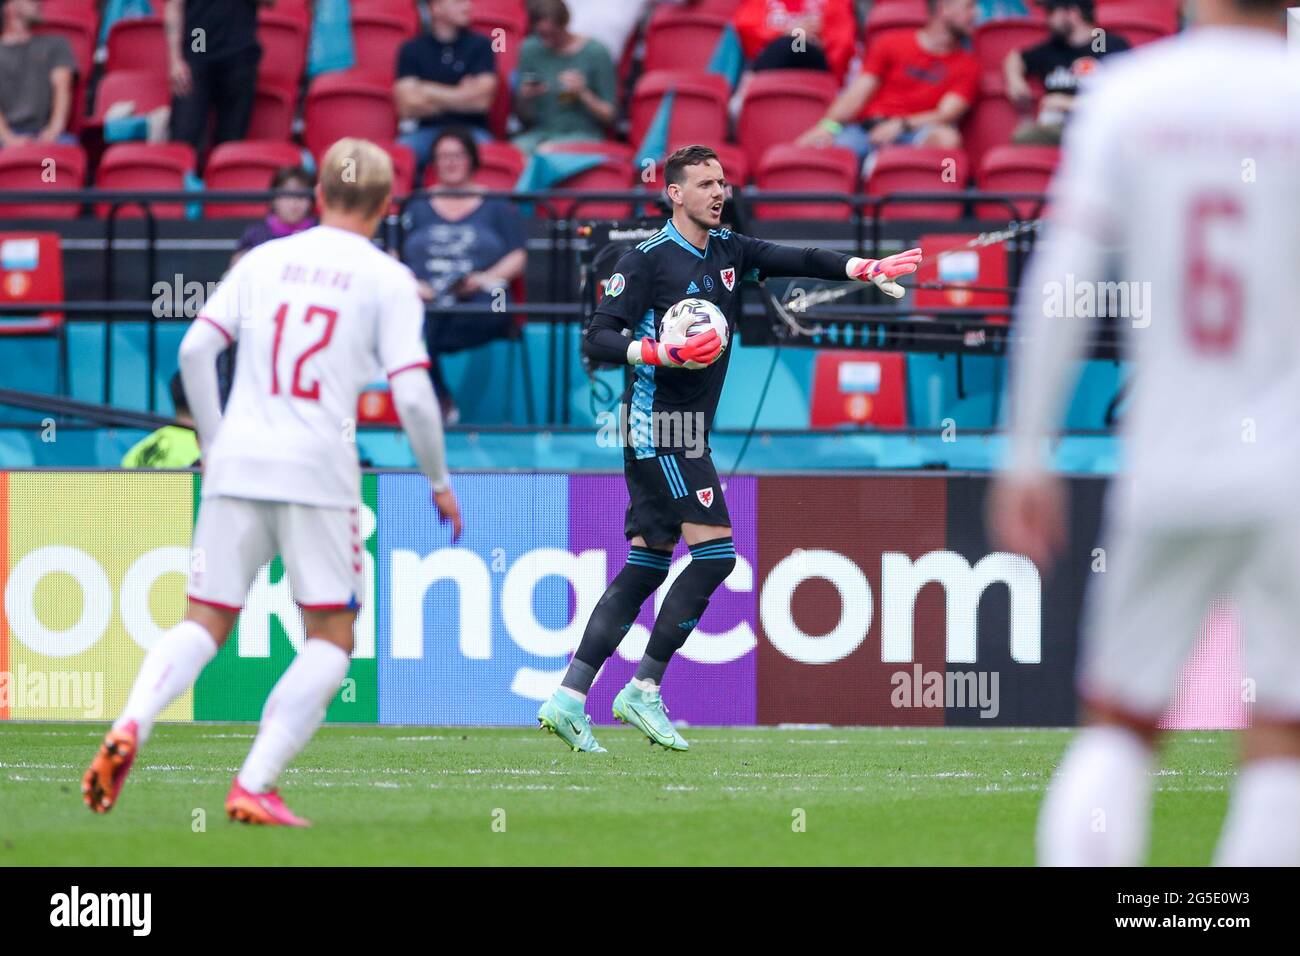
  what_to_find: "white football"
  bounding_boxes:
[660,298,729,362]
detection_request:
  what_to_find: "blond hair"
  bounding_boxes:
[318,138,393,219]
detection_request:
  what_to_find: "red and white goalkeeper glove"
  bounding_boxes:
[627,328,722,368]
[847,247,924,299]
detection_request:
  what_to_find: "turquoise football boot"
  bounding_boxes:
[537,691,606,753]
[612,682,689,751]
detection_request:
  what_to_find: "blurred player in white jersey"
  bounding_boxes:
[83,138,462,826]
[990,0,1300,865]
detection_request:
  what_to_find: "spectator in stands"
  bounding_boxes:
[230,165,318,266]
[797,0,978,162]
[395,0,498,174]
[1005,0,1128,145]
[167,0,269,153]
[733,0,857,82]
[513,0,617,154]
[400,128,527,424]
[0,0,77,147]
[121,373,201,469]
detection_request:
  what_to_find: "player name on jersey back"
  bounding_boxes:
[197,225,430,509]
[277,262,356,293]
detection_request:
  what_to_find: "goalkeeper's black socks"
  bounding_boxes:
[561,546,672,695]
[636,537,736,684]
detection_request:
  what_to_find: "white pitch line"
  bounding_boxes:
[0,773,1232,796]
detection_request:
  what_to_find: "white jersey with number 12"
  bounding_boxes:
[196,224,429,508]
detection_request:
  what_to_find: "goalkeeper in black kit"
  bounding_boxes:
[537,144,923,752]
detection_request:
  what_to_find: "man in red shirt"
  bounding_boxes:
[732,0,858,82]
[797,0,978,160]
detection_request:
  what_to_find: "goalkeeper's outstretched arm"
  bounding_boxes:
[739,237,923,299]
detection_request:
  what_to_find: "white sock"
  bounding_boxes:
[558,686,586,704]
[237,639,350,794]
[115,619,219,745]
[632,677,657,693]
[1037,725,1154,866]
[1214,758,1300,866]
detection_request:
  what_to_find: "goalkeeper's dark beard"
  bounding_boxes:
[682,197,722,231]
[685,211,718,232]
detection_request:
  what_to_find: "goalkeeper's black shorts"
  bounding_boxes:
[622,450,731,546]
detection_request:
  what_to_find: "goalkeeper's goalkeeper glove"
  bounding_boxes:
[847,247,924,299]
[627,328,722,368]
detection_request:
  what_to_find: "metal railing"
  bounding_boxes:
[0,186,1053,424]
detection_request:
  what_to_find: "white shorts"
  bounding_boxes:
[187,495,363,612]
[1081,518,1300,722]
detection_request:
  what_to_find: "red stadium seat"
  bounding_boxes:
[0,232,66,337]
[975,144,1058,220]
[256,11,309,85]
[538,142,635,219]
[0,144,87,219]
[484,58,513,139]
[303,71,398,160]
[89,69,171,127]
[476,141,527,191]
[40,0,99,29]
[754,144,858,220]
[736,69,839,168]
[469,0,525,29]
[643,7,729,74]
[469,0,525,67]
[1096,0,1179,32]
[691,0,741,14]
[263,0,312,29]
[470,0,524,139]
[377,140,416,207]
[247,78,297,141]
[486,59,514,139]
[354,0,421,34]
[105,15,167,74]
[810,351,908,429]
[865,146,969,221]
[628,70,730,156]
[351,11,415,81]
[1096,4,1176,47]
[68,82,92,138]
[974,19,1049,80]
[960,76,1020,173]
[863,2,927,48]
[424,141,526,191]
[203,140,307,218]
[95,143,197,219]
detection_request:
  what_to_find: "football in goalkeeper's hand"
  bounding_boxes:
[660,298,729,368]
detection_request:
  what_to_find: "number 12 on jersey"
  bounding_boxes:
[270,302,338,401]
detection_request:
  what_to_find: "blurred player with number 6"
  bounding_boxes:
[990,0,1300,866]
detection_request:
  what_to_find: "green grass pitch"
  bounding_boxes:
[0,723,1236,866]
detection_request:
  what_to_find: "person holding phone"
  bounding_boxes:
[512,0,617,154]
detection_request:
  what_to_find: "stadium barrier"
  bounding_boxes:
[0,187,1044,421]
[0,470,1244,729]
